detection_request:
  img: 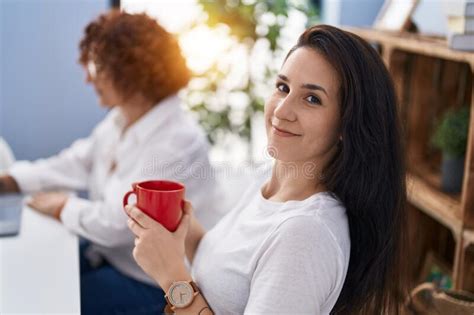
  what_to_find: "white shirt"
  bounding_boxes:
[191,165,350,314]
[0,137,15,171]
[8,95,222,285]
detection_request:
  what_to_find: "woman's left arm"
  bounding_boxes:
[126,202,192,288]
[126,202,213,314]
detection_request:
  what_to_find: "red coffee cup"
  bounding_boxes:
[123,180,185,232]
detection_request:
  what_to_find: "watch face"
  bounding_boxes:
[168,281,194,308]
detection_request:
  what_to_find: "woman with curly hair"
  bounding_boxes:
[126,24,408,314]
[0,10,221,314]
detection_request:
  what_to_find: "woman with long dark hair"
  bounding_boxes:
[125,24,407,314]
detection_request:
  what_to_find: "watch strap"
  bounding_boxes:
[164,303,174,315]
[189,281,200,294]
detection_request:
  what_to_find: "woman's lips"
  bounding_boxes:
[272,125,301,137]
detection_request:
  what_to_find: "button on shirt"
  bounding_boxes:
[9,95,222,285]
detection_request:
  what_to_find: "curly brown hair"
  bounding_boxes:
[79,10,191,104]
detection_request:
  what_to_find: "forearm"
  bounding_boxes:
[185,216,206,263]
[128,202,213,314]
[6,136,95,193]
[61,197,131,247]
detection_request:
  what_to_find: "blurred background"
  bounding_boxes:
[0,0,449,164]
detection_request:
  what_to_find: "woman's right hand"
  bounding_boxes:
[0,175,20,193]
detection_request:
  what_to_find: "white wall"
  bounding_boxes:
[322,0,448,36]
[322,0,385,26]
[0,0,108,160]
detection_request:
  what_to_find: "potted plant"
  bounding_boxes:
[432,106,470,193]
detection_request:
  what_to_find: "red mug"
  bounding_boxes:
[123,180,185,232]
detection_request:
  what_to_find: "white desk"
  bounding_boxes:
[0,207,80,314]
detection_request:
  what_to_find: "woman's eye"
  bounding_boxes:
[276,82,289,93]
[305,95,321,105]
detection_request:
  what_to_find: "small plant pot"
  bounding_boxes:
[441,153,465,193]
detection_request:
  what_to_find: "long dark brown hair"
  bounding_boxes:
[287,25,408,314]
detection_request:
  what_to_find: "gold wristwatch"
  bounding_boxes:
[164,280,200,313]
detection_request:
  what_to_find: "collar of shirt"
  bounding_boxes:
[111,94,182,145]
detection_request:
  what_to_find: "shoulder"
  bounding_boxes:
[254,212,349,301]
[271,214,337,248]
[266,199,350,262]
[148,106,209,156]
[248,202,350,314]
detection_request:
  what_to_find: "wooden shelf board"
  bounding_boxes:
[407,173,463,236]
[345,27,474,66]
[464,229,474,247]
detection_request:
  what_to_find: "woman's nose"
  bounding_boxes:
[274,96,297,122]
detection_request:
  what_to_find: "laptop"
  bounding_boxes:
[0,193,23,237]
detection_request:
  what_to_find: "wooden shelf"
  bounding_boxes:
[464,229,474,247]
[407,173,463,237]
[349,27,474,291]
[346,27,474,67]
[460,230,474,291]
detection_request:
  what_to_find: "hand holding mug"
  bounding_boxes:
[123,180,185,232]
[125,201,193,290]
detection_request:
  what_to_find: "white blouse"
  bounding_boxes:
[8,95,223,285]
[0,137,15,171]
[191,165,350,314]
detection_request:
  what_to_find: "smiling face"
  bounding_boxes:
[264,47,342,168]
